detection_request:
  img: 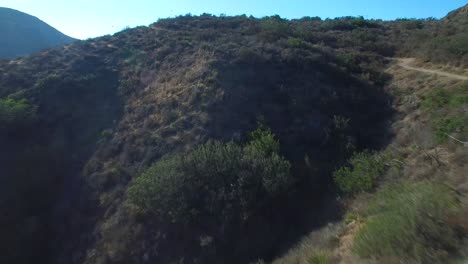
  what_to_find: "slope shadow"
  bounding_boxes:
[202,56,395,262]
[0,60,122,264]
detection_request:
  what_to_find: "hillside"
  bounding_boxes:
[0,7,76,59]
[0,5,466,264]
[392,4,468,67]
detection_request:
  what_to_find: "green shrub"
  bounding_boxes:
[429,34,468,57]
[0,98,37,131]
[421,88,451,111]
[336,52,360,71]
[308,250,330,264]
[433,116,467,142]
[247,125,280,155]
[321,17,380,31]
[128,127,292,225]
[422,84,468,142]
[237,47,262,63]
[344,212,360,224]
[119,47,148,72]
[422,84,468,111]
[35,74,60,89]
[354,181,460,263]
[259,16,289,41]
[333,152,386,194]
[287,37,309,49]
[396,19,424,30]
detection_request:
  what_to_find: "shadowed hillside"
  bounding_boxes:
[0,7,76,59]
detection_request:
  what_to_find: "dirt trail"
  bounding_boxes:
[396,58,468,81]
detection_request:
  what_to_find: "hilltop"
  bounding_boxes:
[0,7,76,59]
[0,4,466,264]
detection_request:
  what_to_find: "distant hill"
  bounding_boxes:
[389,4,468,67]
[0,7,76,59]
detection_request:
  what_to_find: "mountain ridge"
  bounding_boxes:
[0,7,76,59]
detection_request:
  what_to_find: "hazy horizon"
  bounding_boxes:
[1,0,466,39]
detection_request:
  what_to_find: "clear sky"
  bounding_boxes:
[1,0,466,39]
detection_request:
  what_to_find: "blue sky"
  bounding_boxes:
[2,0,466,39]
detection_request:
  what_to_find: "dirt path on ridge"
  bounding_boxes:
[396,58,468,81]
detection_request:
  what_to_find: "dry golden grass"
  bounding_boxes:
[412,58,468,76]
[271,223,344,264]
[388,64,466,178]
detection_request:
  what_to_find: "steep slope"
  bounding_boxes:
[444,4,468,21]
[0,15,394,264]
[0,7,76,59]
[0,39,122,264]
[0,9,466,264]
[272,58,468,264]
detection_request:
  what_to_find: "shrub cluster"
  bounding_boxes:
[128,127,292,226]
[259,16,289,41]
[354,181,461,263]
[422,83,468,142]
[0,97,37,132]
[333,151,386,194]
[321,16,380,31]
[393,15,468,66]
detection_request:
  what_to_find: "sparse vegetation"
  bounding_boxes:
[307,251,330,264]
[422,83,468,142]
[433,116,467,142]
[422,84,468,111]
[354,181,461,263]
